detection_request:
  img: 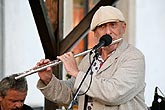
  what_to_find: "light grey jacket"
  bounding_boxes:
[37,40,148,110]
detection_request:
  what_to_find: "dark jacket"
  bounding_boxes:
[23,104,33,110]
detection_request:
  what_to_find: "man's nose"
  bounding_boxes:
[105,26,112,35]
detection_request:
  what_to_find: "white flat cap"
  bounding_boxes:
[90,6,125,31]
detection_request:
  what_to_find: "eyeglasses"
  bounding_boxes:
[96,21,122,31]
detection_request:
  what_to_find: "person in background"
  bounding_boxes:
[36,6,148,110]
[0,74,33,110]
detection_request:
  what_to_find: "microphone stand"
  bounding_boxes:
[67,50,99,110]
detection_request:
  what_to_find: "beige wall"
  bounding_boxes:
[116,0,136,45]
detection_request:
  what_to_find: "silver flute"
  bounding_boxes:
[15,38,123,80]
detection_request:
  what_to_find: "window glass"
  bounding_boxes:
[72,0,99,61]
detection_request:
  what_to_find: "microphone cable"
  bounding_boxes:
[78,52,94,96]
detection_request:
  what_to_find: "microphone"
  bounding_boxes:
[92,34,112,52]
[154,87,158,101]
[151,87,159,110]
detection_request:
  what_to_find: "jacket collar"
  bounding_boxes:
[98,39,128,73]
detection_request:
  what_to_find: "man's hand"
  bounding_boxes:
[36,59,53,85]
[57,52,79,78]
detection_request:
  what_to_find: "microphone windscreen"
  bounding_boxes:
[99,34,112,46]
